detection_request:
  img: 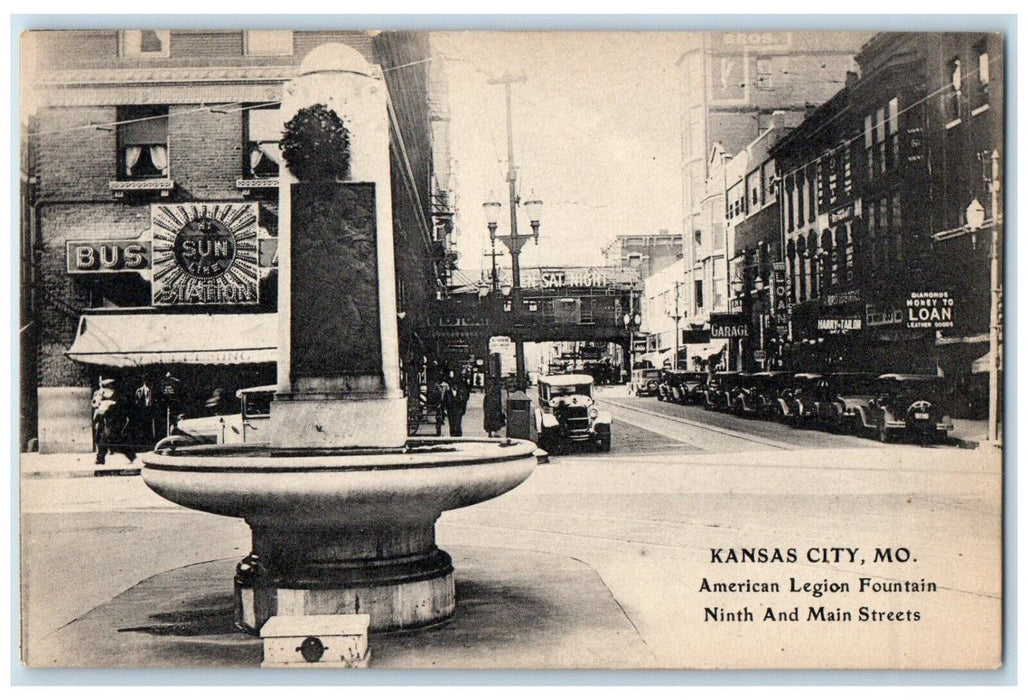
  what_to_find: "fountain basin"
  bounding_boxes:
[141,437,541,633]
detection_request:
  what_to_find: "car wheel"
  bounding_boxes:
[599,435,611,452]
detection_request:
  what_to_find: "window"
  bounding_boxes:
[864,114,874,182]
[785,175,795,231]
[762,160,777,203]
[946,57,962,122]
[876,107,887,174]
[121,30,170,58]
[245,106,283,178]
[795,235,807,301]
[795,173,804,225]
[747,170,761,208]
[117,106,169,179]
[807,231,819,300]
[694,279,704,310]
[834,226,849,282]
[974,41,990,111]
[821,229,834,286]
[868,200,879,270]
[978,44,990,86]
[786,239,797,303]
[806,166,816,222]
[756,57,772,90]
[887,98,900,169]
[245,30,294,56]
[891,193,903,262]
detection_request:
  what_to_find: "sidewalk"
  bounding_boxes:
[18,398,994,481]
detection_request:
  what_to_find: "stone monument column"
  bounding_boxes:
[270,43,406,449]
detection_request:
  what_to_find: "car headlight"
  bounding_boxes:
[589,407,599,419]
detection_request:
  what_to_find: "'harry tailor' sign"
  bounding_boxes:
[906,291,955,329]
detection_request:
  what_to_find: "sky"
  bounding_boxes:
[432,32,693,274]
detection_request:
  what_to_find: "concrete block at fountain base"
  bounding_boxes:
[260,614,371,668]
[269,395,407,448]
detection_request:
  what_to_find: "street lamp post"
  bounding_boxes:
[965,149,1002,443]
[483,197,542,390]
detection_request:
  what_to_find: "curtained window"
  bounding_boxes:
[117,106,169,179]
[246,107,283,178]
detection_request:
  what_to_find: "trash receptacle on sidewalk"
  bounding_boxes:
[506,390,535,441]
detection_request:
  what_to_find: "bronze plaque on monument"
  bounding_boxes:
[289,182,381,379]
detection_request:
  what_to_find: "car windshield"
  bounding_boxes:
[640,370,660,379]
[549,384,592,397]
[243,392,273,418]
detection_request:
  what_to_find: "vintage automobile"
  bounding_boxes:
[830,372,886,435]
[704,372,749,412]
[535,374,612,453]
[775,373,824,426]
[860,374,954,444]
[674,371,709,404]
[155,385,275,448]
[630,367,663,397]
[657,369,689,402]
[734,371,791,417]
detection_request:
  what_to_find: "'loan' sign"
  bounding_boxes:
[906,291,955,329]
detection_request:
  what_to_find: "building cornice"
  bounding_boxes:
[34,64,298,89]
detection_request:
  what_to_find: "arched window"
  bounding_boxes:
[807,231,819,299]
[795,236,807,301]
[835,226,850,282]
[786,239,797,304]
[821,229,834,286]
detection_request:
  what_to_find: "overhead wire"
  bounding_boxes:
[773,53,1001,184]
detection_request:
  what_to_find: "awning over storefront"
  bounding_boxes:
[67,313,277,367]
[972,347,1002,374]
[687,340,728,358]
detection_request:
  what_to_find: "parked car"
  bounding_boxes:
[535,374,612,453]
[735,371,791,417]
[156,385,275,449]
[630,368,662,397]
[656,369,677,401]
[860,374,954,444]
[658,369,695,402]
[705,372,749,412]
[776,373,824,426]
[676,371,709,404]
[830,372,885,434]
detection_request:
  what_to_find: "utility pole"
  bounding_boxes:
[673,280,682,370]
[988,149,1001,443]
[489,71,530,389]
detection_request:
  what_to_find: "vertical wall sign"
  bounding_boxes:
[151,203,261,306]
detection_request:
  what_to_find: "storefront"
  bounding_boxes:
[41,202,281,453]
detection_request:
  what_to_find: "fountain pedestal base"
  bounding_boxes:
[234,522,456,634]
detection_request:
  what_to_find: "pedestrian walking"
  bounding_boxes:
[442,372,468,437]
[91,378,136,465]
[483,380,506,437]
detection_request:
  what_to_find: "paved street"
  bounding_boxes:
[20,388,1001,668]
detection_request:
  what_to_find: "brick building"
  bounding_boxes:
[20,29,453,451]
[767,32,1003,417]
[676,31,875,337]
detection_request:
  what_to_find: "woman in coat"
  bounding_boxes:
[483,380,506,437]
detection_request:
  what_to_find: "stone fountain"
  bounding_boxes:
[141,44,539,634]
